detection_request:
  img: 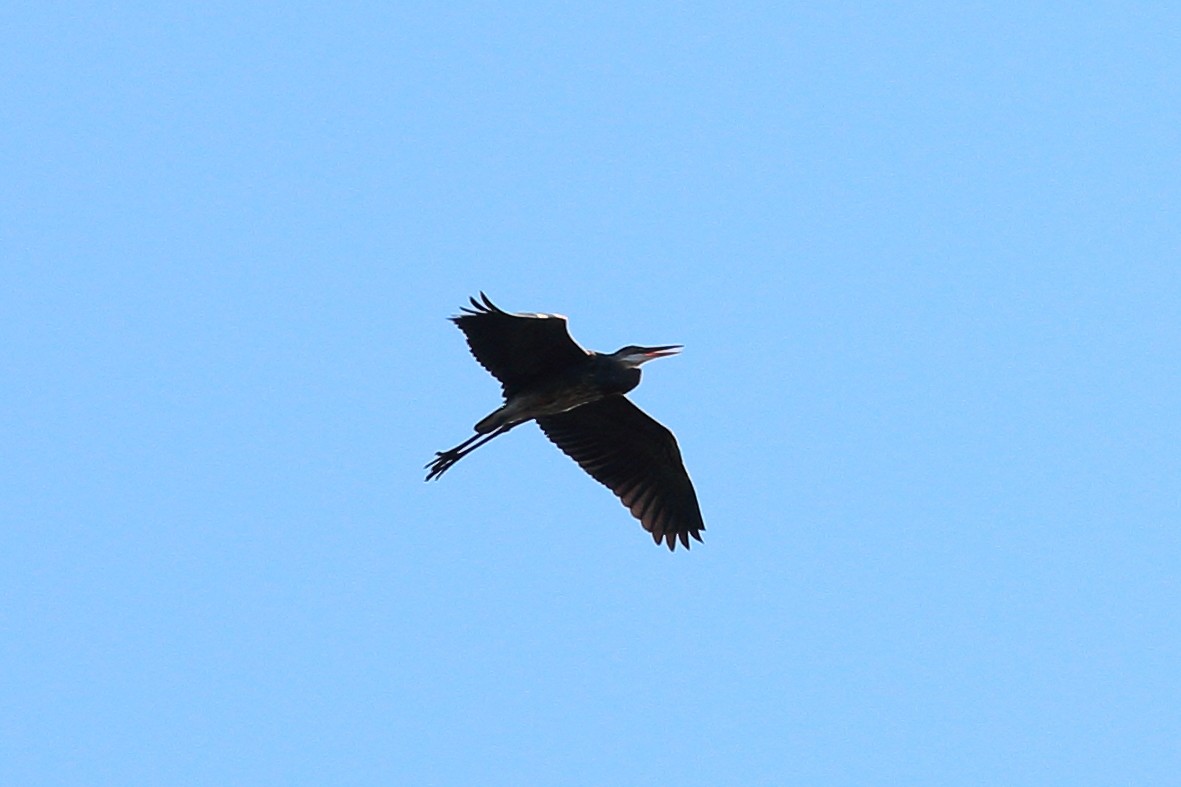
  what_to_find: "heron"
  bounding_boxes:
[426,293,705,550]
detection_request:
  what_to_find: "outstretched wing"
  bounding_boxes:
[452,293,589,398]
[536,396,705,551]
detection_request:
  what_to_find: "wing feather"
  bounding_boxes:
[536,396,705,550]
[451,293,588,398]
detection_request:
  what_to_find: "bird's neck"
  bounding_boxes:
[593,358,641,395]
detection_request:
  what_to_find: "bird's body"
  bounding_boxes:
[426,293,705,550]
[473,352,639,433]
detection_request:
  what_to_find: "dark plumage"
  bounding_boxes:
[426,293,705,550]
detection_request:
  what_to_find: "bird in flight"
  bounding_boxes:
[426,293,705,550]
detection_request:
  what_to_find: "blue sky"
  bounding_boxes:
[3,2,1179,784]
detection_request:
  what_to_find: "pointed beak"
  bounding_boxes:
[640,345,682,359]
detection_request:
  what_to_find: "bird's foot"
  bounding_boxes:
[424,449,461,482]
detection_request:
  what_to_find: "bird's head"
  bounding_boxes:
[609,345,682,369]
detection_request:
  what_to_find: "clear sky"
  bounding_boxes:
[3,3,1179,785]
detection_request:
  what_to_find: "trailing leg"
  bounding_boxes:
[424,423,517,481]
